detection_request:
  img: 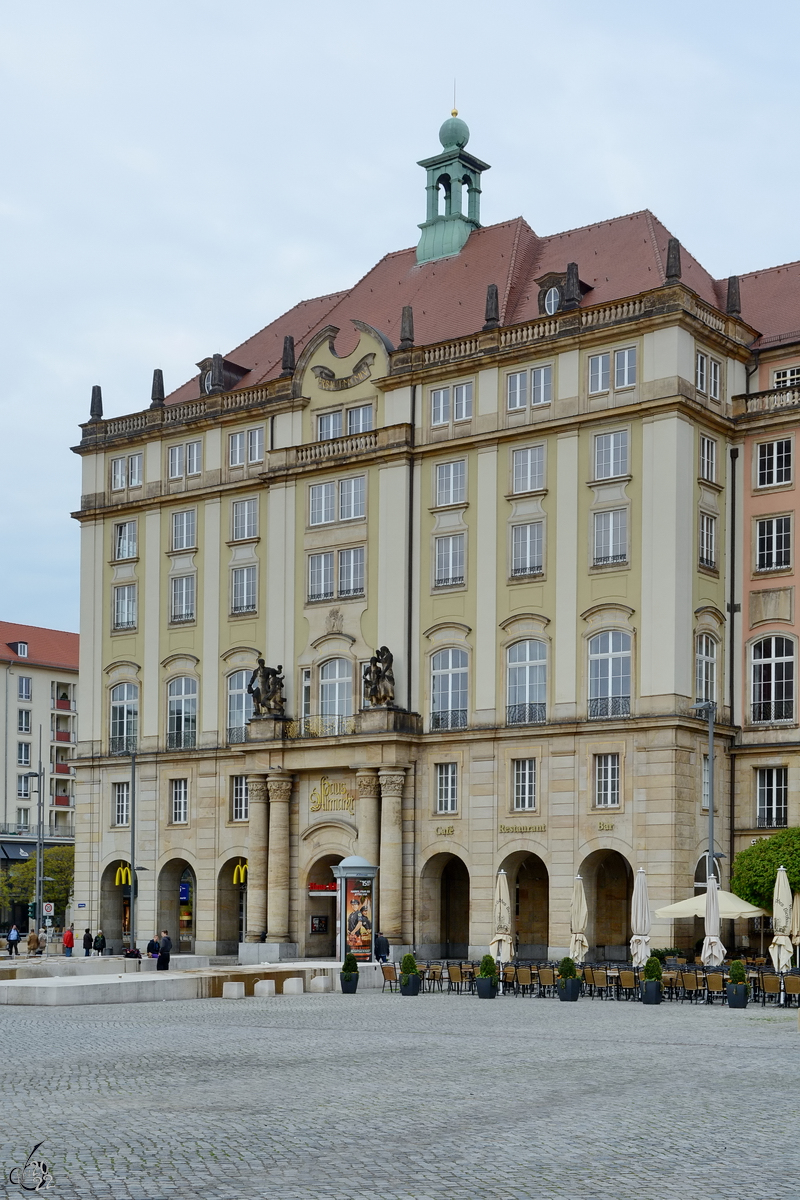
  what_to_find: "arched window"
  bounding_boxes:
[431,648,468,730]
[588,631,631,719]
[319,659,352,733]
[693,854,721,892]
[227,671,254,744]
[752,636,794,723]
[506,640,546,725]
[167,676,197,749]
[695,634,717,704]
[110,683,138,754]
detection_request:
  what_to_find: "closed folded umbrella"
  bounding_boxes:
[791,892,800,968]
[569,875,588,963]
[629,868,651,968]
[768,865,793,973]
[655,890,765,920]
[489,869,513,963]
[701,875,725,967]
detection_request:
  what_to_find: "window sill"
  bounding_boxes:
[504,488,548,501]
[753,481,794,494]
[169,617,197,627]
[429,502,469,514]
[588,473,632,486]
[591,806,621,813]
[225,537,260,548]
[230,609,258,618]
[166,547,197,558]
[111,626,138,635]
[591,559,629,571]
[753,566,793,577]
[109,556,139,566]
[698,477,723,493]
[508,570,545,584]
[698,563,720,578]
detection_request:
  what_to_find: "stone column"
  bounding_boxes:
[266,772,293,942]
[244,774,268,942]
[379,769,405,942]
[356,769,380,865]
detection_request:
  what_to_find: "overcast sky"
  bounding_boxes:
[2,1,799,633]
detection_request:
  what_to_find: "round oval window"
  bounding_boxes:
[544,286,560,316]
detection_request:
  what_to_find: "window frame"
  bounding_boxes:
[593,508,628,567]
[318,410,343,441]
[695,634,717,704]
[227,670,254,743]
[594,430,629,481]
[430,647,468,730]
[755,514,792,573]
[756,438,793,489]
[110,682,138,752]
[699,512,717,571]
[751,635,795,724]
[113,781,130,827]
[588,631,632,719]
[170,574,196,623]
[512,758,537,811]
[346,405,373,435]
[434,533,465,589]
[614,346,637,390]
[114,520,137,561]
[247,426,265,463]
[232,498,258,541]
[453,382,473,422]
[170,778,189,825]
[431,387,450,426]
[308,552,335,602]
[700,436,717,483]
[228,431,246,467]
[435,460,466,507]
[167,677,198,749]
[231,775,250,822]
[756,766,788,828]
[510,522,544,578]
[171,509,197,552]
[338,546,365,598]
[435,761,458,814]
[113,583,137,631]
[594,753,621,808]
[231,565,257,615]
[588,352,611,395]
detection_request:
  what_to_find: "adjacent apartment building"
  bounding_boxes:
[71,114,800,958]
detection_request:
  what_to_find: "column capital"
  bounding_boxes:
[267,772,293,804]
[246,774,268,802]
[356,768,380,799]
[378,768,406,797]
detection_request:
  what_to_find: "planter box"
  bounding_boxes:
[726,983,748,1009]
[339,973,358,994]
[641,980,662,1005]
[475,976,498,1000]
[557,977,581,1002]
[399,974,420,997]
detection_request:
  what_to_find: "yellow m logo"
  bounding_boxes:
[115,863,131,886]
[232,860,248,885]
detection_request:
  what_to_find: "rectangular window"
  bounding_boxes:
[595,753,620,808]
[757,516,791,572]
[232,499,257,540]
[111,457,126,491]
[231,776,249,822]
[774,367,800,389]
[301,668,311,721]
[113,584,137,630]
[114,521,137,560]
[696,352,707,393]
[700,436,716,483]
[702,755,710,812]
[318,411,342,441]
[248,427,264,463]
[511,523,543,576]
[18,677,31,701]
[507,372,528,410]
[17,776,30,800]
[589,353,610,394]
[231,566,256,613]
[699,513,717,569]
[308,552,334,601]
[454,382,473,421]
[229,432,245,467]
[593,509,627,565]
[531,366,552,407]
[185,440,202,476]
[310,482,336,526]
[709,359,720,401]
[431,388,450,425]
[758,440,792,487]
[170,575,196,622]
[347,406,373,434]
[338,547,365,597]
[614,347,637,389]
[339,476,365,521]
[436,460,466,506]
[17,743,30,767]
[594,430,628,480]
[128,453,143,488]
[513,759,536,810]
[435,534,465,587]
[172,509,196,550]
[756,767,788,828]
[171,779,188,825]
[436,762,458,814]
[16,807,29,829]
[513,445,544,493]
[113,781,130,827]
[168,445,184,479]
[17,709,31,734]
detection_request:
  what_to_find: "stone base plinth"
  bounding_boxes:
[356,708,422,735]
[246,716,290,742]
[238,942,298,965]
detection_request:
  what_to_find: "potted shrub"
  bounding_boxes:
[340,952,359,994]
[641,955,663,1005]
[399,952,421,997]
[475,954,499,999]
[726,959,749,1009]
[557,956,581,1002]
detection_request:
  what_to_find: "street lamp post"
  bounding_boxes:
[23,728,46,933]
[129,750,136,952]
[690,700,717,889]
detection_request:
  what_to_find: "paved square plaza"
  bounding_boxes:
[1,991,796,1200]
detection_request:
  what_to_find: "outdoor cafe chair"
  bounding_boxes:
[705,973,725,1004]
[381,963,398,993]
[502,964,516,991]
[591,968,613,1000]
[760,972,781,1007]
[782,974,800,1007]
[515,966,533,997]
[616,968,638,1002]
[447,964,463,994]
[679,969,701,1004]
[582,965,595,996]
[537,967,555,998]
[425,963,443,993]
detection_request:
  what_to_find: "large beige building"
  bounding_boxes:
[72,116,799,959]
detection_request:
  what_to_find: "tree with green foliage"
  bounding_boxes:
[730,829,800,912]
[5,846,74,918]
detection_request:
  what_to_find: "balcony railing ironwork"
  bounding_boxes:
[511,566,543,578]
[430,709,468,731]
[506,703,546,726]
[166,730,197,750]
[285,715,356,738]
[434,576,464,588]
[109,736,138,756]
[588,696,631,719]
[699,556,716,570]
[756,812,788,829]
[751,700,794,724]
[593,554,627,567]
[227,726,247,745]
[0,821,75,839]
[231,604,257,615]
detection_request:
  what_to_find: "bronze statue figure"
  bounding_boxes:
[364,645,395,707]
[248,657,285,716]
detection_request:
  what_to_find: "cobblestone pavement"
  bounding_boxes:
[0,991,796,1200]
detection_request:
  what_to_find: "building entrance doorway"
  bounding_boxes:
[419,852,470,958]
[500,851,549,958]
[578,849,633,961]
[99,860,130,951]
[305,854,341,958]
[157,859,196,954]
[217,858,247,955]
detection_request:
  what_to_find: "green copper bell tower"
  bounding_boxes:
[416,112,491,264]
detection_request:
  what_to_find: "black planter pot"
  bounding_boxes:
[726,983,748,1009]
[339,973,358,994]
[557,977,581,1002]
[641,980,662,1005]
[475,976,498,999]
[400,974,421,997]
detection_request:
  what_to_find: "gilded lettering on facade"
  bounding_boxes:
[499,823,546,834]
[310,776,356,817]
[311,353,375,391]
[435,826,454,837]
[598,821,615,831]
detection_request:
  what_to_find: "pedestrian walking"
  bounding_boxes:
[146,935,160,959]
[92,929,106,957]
[156,930,172,971]
[37,928,47,956]
[374,931,390,963]
[63,925,74,958]
[27,929,39,956]
[82,928,92,957]
[6,924,20,957]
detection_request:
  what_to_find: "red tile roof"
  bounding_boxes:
[0,622,79,672]
[164,209,798,404]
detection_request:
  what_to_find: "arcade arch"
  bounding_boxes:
[499,851,549,958]
[419,852,470,958]
[157,858,196,954]
[578,849,633,960]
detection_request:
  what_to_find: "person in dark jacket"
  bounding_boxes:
[146,936,160,958]
[92,930,106,957]
[6,924,20,956]
[374,931,390,963]
[82,929,92,956]
[156,930,172,971]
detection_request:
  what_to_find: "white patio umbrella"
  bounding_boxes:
[768,865,793,973]
[791,892,800,969]
[569,875,589,963]
[654,890,765,920]
[700,875,726,967]
[489,869,513,963]
[629,868,651,968]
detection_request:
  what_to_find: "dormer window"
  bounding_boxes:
[544,287,560,316]
[12,642,28,658]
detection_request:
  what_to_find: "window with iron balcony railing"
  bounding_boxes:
[506,703,546,726]
[166,730,197,750]
[430,709,468,730]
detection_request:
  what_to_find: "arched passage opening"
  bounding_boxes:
[419,852,470,959]
[99,860,130,952]
[305,854,342,959]
[157,858,196,954]
[500,851,549,958]
[578,849,633,961]
[217,857,248,955]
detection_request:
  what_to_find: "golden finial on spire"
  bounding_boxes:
[452,78,457,117]
[452,108,458,117]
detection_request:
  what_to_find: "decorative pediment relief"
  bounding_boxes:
[694,605,725,634]
[580,603,635,631]
[499,612,551,638]
[103,659,141,682]
[292,321,392,401]
[423,621,472,645]
[310,632,357,653]
[300,818,358,842]
[160,653,200,672]
[220,645,260,667]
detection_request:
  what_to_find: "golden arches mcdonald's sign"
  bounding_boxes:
[232,860,248,885]
[115,863,131,886]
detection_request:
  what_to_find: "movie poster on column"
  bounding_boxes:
[345,876,373,961]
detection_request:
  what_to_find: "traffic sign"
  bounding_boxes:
[44,918,52,927]
[42,902,54,916]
